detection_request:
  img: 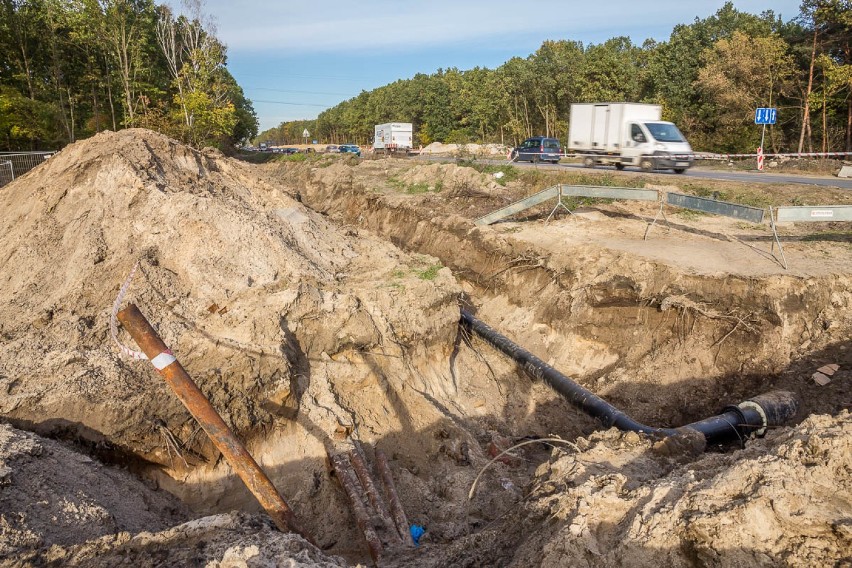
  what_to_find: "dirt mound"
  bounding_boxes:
[0,424,342,566]
[0,423,187,562]
[419,142,507,157]
[0,129,471,561]
[0,128,459,461]
[513,411,852,567]
[382,412,851,568]
[397,162,499,195]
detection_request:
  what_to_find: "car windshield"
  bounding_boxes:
[644,122,685,143]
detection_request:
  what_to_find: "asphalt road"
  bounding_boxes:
[414,155,852,189]
[562,162,852,189]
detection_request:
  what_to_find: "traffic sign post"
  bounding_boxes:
[754,108,777,125]
[754,107,777,172]
[302,129,310,145]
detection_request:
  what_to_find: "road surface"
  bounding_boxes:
[414,155,852,189]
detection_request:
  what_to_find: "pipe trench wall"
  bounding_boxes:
[275,160,852,423]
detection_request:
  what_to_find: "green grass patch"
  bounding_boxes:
[416,263,442,280]
[674,208,709,220]
[389,258,444,282]
[388,176,441,194]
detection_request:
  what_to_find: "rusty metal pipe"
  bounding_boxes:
[330,452,383,564]
[116,304,313,543]
[349,446,401,545]
[375,448,415,547]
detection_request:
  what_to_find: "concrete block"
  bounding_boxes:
[817,364,839,376]
[839,165,852,178]
[812,372,831,386]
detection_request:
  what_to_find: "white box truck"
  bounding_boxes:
[373,122,413,154]
[568,103,694,173]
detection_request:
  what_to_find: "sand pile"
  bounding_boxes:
[0,128,467,563]
[396,163,499,196]
[0,129,459,462]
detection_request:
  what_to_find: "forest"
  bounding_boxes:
[258,2,852,155]
[0,0,257,151]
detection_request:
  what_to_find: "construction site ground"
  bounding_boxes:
[0,129,850,567]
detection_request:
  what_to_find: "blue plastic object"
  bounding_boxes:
[410,524,425,546]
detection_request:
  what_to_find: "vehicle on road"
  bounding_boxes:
[281,147,299,155]
[568,103,694,173]
[259,143,268,151]
[325,145,339,153]
[373,122,413,154]
[339,144,361,157]
[510,137,562,164]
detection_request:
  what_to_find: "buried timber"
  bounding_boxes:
[0,129,849,567]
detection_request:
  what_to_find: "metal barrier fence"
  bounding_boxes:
[770,205,852,270]
[0,152,55,187]
[0,161,12,187]
[475,184,658,226]
[476,183,851,271]
[666,193,765,223]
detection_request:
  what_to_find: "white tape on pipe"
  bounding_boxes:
[151,351,177,371]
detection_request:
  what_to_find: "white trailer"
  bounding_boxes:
[568,103,695,173]
[373,122,413,154]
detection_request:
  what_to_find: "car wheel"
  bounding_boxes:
[583,156,595,168]
[673,168,686,174]
[615,162,625,171]
[640,158,655,172]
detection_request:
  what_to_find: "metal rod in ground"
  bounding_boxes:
[375,448,415,547]
[116,304,314,544]
[330,452,383,564]
[349,445,402,545]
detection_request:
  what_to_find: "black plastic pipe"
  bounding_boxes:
[460,310,798,446]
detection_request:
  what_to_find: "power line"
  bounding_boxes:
[248,86,356,97]
[251,99,333,107]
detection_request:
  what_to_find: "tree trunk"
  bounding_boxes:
[68,87,75,142]
[822,88,827,154]
[847,98,851,152]
[798,29,817,154]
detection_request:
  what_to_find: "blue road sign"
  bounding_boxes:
[755,108,777,125]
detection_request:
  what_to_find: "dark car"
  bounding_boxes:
[281,147,299,155]
[511,137,562,163]
[339,144,361,157]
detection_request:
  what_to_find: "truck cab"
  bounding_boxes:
[622,121,693,173]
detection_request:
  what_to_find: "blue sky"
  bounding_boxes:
[201,1,803,133]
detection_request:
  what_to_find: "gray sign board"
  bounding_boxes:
[666,193,765,223]
[775,205,852,223]
[558,185,659,201]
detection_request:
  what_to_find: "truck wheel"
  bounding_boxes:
[673,168,687,174]
[640,158,655,172]
[583,156,595,168]
[615,162,625,171]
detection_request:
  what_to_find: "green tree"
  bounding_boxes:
[696,31,796,151]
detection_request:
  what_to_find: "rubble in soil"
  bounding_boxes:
[1,130,851,567]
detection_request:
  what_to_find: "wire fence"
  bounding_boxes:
[0,161,12,187]
[0,151,55,188]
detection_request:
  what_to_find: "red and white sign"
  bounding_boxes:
[757,147,764,171]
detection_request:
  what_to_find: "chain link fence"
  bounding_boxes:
[0,152,55,188]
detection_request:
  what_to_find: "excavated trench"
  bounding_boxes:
[1,135,850,567]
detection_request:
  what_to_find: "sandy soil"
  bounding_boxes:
[1,130,850,567]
